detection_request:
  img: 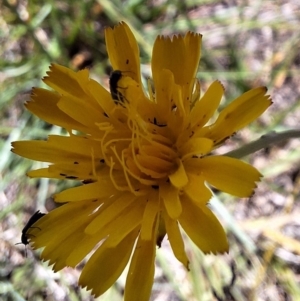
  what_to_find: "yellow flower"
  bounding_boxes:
[12,22,271,300]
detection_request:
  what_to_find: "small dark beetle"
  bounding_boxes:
[16,210,46,252]
[109,70,123,101]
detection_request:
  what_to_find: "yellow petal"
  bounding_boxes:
[135,154,173,178]
[68,198,142,267]
[140,192,160,240]
[79,229,138,297]
[66,232,106,268]
[179,137,213,160]
[124,235,156,301]
[105,22,141,84]
[40,223,87,272]
[42,65,108,134]
[57,95,103,133]
[47,162,96,180]
[183,32,202,82]
[178,196,228,254]
[27,168,64,179]
[152,69,174,124]
[151,33,202,116]
[29,199,101,271]
[64,196,136,268]
[160,183,182,219]
[43,64,98,108]
[218,87,271,128]
[200,87,272,143]
[87,79,116,116]
[91,198,146,248]
[116,75,148,113]
[84,193,136,235]
[183,172,212,206]
[169,159,188,188]
[159,82,187,137]
[12,135,103,163]
[186,156,262,197]
[27,163,98,181]
[191,79,201,106]
[190,80,224,129]
[27,88,89,133]
[163,211,189,268]
[29,199,100,243]
[152,32,201,89]
[54,181,117,202]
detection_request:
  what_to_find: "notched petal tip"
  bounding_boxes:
[157,35,167,41]
[79,284,97,298]
[114,21,126,27]
[42,63,56,81]
[186,31,202,38]
[259,86,272,104]
[30,87,37,97]
[203,246,229,255]
[217,80,225,92]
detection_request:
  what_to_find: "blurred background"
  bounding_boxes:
[1,0,300,300]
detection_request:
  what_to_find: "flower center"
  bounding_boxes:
[103,75,179,193]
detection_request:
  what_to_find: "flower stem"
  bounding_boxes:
[224,129,300,159]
